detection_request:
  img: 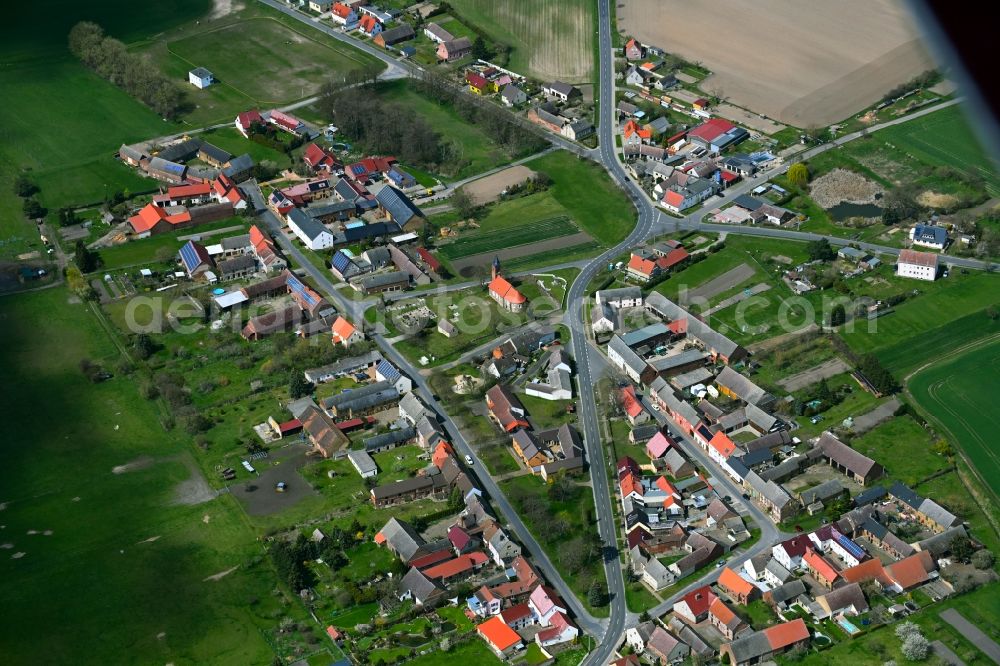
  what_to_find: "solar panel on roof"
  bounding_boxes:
[332,252,351,272]
[835,533,866,560]
[352,165,366,174]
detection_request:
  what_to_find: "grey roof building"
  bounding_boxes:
[364,427,416,453]
[645,292,746,363]
[321,380,399,416]
[375,185,423,226]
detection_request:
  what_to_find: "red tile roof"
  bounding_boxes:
[409,548,454,570]
[663,190,685,208]
[488,276,526,304]
[332,2,353,18]
[763,618,809,650]
[679,585,717,617]
[499,602,532,625]
[898,248,938,268]
[718,566,755,599]
[466,72,489,89]
[709,431,737,458]
[885,551,934,589]
[432,441,453,469]
[477,615,521,651]
[628,253,657,276]
[623,119,652,140]
[620,471,643,498]
[658,247,689,269]
[621,385,644,418]
[655,476,679,497]
[668,319,688,334]
[646,432,674,458]
[423,552,487,580]
[416,247,442,272]
[777,536,810,559]
[236,109,263,130]
[841,558,890,586]
[804,548,840,585]
[331,316,357,344]
[710,596,739,624]
[687,118,735,143]
[359,14,378,34]
[167,182,211,198]
[128,203,191,233]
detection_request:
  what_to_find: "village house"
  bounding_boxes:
[501,84,528,107]
[437,36,472,62]
[188,67,213,89]
[815,432,884,485]
[720,618,810,666]
[896,248,938,281]
[910,223,948,250]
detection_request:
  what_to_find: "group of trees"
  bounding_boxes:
[323,86,447,171]
[268,535,318,593]
[894,621,931,661]
[881,70,939,104]
[413,71,547,156]
[806,238,836,261]
[13,174,46,221]
[787,162,810,189]
[74,240,102,273]
[858,353,897,394]
[68,21,185,119]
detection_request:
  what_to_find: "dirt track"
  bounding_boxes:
[778,358,850,392]
[619,0,934,127]
[464,166,537,205]
[682,263,754,303]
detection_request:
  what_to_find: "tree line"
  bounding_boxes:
[68,22,185,119]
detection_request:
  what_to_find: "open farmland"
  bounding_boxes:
[438,216,580,259]
[447,0,594,82]
[871,105,1000,194]
[144,15,380,126]
[618,0,933,127]
[0,288,294,664]
[908,337,1000,500]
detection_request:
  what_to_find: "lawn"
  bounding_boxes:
[500,475,609,617]
[625,580,661,614]
[526,151,636,246]
[907,337,1000,500]
[521,392,576,430]
[445,0,595,82]
[838,271,1000,359]
[143,14,381,126]
[392,290,535,367]
[789,372,885,440]
[96,217,250,271]
[871,105,1000,195]
[0,287,296,664]
[783,583,1000,666]
[370,80,515,179]
[851,415,949,487]
[404,638,502,665]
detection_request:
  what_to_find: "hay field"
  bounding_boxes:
[447,0,594,82]
[618,0,935,127]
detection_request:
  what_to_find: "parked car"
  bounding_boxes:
[464,455,474,466]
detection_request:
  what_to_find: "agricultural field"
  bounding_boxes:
[446,0,595,82]
[838,270,1000,361]
[908,337,1000,499]
[872,105,1000,195]
[140,11,382,126]
[0,287,301,664]
[437,215,580,260]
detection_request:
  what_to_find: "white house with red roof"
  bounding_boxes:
[267,109,305,135]
[331,316,363,347]
[535,611,578,649]
[235,109,263,137]
[330,1,358,28]
[708,431,737,465]
[528,585,566,626]
[896,249,938,281]
[302,143,341,172]
[499,602,534,631]
[772,536,811,571]
[673,585,717,624]
[621,385,649,425]
[646,431,675,460]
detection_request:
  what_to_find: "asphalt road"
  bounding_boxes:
[246,183,605,634]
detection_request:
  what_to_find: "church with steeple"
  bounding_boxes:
[487,256,527,312]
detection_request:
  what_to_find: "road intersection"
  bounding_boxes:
[240,4,997,661]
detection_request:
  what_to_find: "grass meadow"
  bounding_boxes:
[907,337,1000,500]
[0,287,293,664]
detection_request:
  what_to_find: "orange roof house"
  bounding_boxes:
[709,596,747,640]
[884,551,935,590]
[763,618,809,650]
[128,203,192,236]
[655,476,679,498]
[620,471,644,499]
[708,431,737,461]
[623,119,653,142]
[621,385,646,421]
[718,566,760,605]
[478,615,523,657]
[431,441,453,469]
[331,316,362,346]
[803,548,840,589]
[841,558,891,586]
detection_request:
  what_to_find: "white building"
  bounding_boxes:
[188,67,214,89]
[910,224,948,250]
[287,209,335,250]
[896,249,938,281]
[347,450,377,478]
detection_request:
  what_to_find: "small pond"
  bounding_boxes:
[828,201,883,221]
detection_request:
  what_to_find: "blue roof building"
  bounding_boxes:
[179,240,212,276]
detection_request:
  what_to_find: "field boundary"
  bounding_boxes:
[903,332,1000,509]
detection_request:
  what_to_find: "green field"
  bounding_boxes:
[437,215,578,259]
[908,337,1000,499]
[526,151,636,246]
[0,288,294,663]
[369,80,514,179]
[446,0,595,82]
[96,217,249,271]
[142,15,380,126]
[872,105,1000,194]
[838,271,1000,359]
